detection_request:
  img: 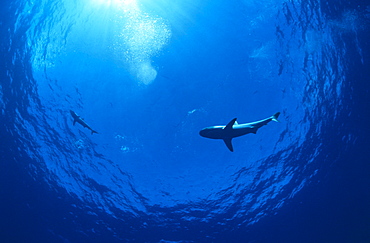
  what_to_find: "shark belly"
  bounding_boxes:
[199,127,226,139]
[229,126,256,138]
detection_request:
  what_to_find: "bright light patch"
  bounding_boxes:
[91,0,170,85]
[91,0,136,7]
[135,61,157,85]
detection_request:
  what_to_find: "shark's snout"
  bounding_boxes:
[199,128,215,138]
[199,129,207,138]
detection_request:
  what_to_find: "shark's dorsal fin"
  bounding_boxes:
[223,138,234,152]
[224,118,237,130]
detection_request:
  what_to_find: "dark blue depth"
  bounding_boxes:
[1,0,369,242]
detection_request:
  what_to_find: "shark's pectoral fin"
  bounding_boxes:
[223,119,236,152]
[223,138,234,152]
[73,119,77,126]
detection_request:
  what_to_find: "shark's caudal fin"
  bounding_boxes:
[272,112,281,122]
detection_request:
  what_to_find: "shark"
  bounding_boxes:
[70,110,98,135]
[199,112,280,152]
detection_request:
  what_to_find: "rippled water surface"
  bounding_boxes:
[1,0,369,242]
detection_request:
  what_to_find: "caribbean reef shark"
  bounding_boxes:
[199,112,280,152]
[70,110,98,135]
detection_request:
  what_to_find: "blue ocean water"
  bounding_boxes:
[1,0,369,242]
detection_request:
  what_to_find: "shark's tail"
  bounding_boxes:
[272,112,281,122]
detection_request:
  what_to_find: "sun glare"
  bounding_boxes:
[91,0,137,8]
[88,0,171,85]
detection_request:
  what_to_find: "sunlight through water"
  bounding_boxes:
[3,0,367,241]
[108,0,171,84]
[29,0,171,85]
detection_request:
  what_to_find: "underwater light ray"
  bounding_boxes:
[90,0,136,8]
[89,0,171,85]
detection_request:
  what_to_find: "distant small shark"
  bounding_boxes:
[199,112,280,152]
[70,110,98,135]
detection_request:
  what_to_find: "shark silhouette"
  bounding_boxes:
[199,112,280,152]
[70,110,98,135]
